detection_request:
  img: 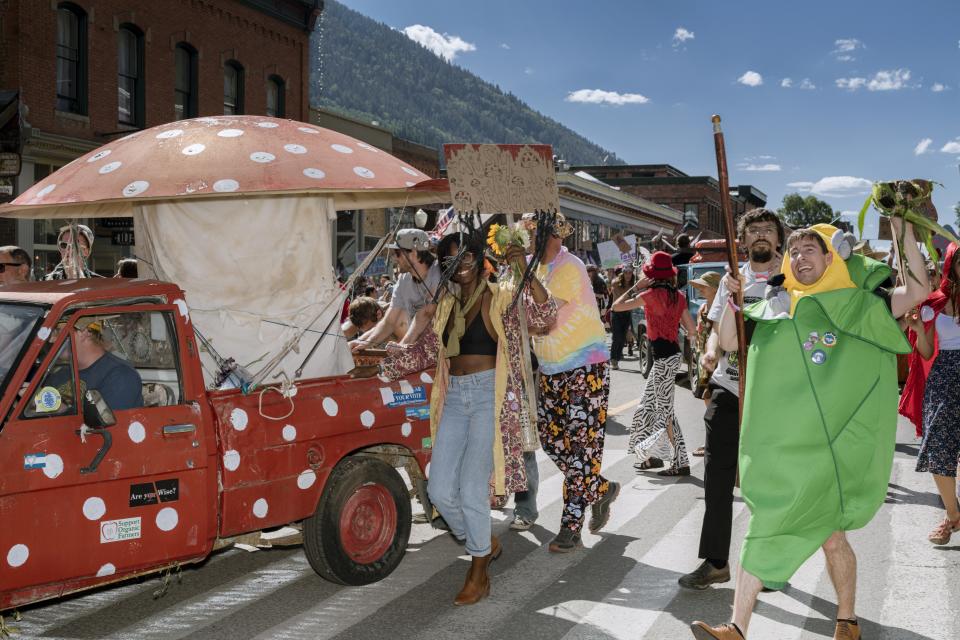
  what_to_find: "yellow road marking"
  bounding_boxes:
[609,398,640,416]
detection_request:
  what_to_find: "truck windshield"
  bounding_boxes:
[0,304,44,394]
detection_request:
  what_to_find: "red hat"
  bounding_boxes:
[642,251,678,279]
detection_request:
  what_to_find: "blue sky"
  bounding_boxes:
[339,0,960,238]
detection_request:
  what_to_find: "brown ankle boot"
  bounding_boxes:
[490,535,502,561]
[453,554,491,605]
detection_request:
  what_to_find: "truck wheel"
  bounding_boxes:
[638,333,653,378]
[303,456,411,586]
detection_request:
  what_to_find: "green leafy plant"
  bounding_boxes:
[857,180,959,273]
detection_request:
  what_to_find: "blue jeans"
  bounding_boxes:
[513,451,539,521]
[428,368,496,557]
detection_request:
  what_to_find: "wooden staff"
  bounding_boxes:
[711,115,748,419]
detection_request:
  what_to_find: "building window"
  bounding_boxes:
[223,61,244,115]
[174,43,198,120]
[266,75,285,118]
[56,3,87,114]
[117,25,145,127]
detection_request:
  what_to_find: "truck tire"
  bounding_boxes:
[637,332,653,378]
[303,456,411,586]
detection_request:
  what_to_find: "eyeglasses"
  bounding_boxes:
[746,225,778,237]
[0,262,25,273]
[441,254,476,269]
[58,241,87,250]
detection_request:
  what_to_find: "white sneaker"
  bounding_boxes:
[509,515,536,531]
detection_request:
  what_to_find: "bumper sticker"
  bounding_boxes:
[100,517,142,543]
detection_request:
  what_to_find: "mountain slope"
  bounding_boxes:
[310,1,623,165]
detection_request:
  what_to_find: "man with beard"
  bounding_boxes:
[678,208,784,590]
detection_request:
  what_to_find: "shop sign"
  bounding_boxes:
[111,230,135,246]
[355,250,388,276]
[0,152,20,177]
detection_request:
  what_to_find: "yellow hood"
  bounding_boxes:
[781,224,856,316]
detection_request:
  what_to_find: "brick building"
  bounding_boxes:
[0,0,322,275]
[570,164,767,239]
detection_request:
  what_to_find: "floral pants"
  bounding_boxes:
[537,362,612,533]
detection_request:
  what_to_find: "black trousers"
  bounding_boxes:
[610,311,634,361]
[697,385,740,563]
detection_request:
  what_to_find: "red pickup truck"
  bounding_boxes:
[0,278,432,612]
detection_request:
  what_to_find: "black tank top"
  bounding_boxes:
[445,311,497,356]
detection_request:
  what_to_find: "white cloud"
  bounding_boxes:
[832,38,864,61]
[737,71,763,87]
[836,77,867,90]
[781,78,793,88]
[795,176,873,197]
[932,83,946,92]
[914,138,933,155]
[524,67,534,76]
[799,78,817,90]
[500,43,510,50]
[942,139,960,154]
[401,24,476,62]
[787,181,815,191]
[565,89,649,105]
[738,163,782,172]
[673,27,695,47]
[836,69,912,92]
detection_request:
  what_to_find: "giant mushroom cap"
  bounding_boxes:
[0,116,448,218]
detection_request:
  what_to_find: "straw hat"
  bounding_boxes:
[690,271,722,291]
[853,240,888,261]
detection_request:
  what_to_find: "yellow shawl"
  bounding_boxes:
[781,224,855,316]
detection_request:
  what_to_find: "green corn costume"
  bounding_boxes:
[738,226,911,589]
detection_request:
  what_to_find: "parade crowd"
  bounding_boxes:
[342,209,958,640]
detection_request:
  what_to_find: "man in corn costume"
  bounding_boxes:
[692,220,928,640]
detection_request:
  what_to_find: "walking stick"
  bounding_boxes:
[711,115,748,421]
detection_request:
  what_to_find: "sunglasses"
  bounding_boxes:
[0,262,24,273]
[441,254,476,269]
[59,241,89,250]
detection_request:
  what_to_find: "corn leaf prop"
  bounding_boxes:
[858,179,959,275]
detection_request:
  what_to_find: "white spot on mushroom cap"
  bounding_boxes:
[156,507,178,531]
[173,299,189,319]
[122,181,149,197]
[297,469,316,490]
[99,161,122,174]
[303,168,326,180]
[7,544,28,568]
[257,121,280,128]
[425,462,431,478]
[217,128,244,138]
[96,563,116,577]
[128,421,146,443]
[223,450,241,471]
[36,184,57,198]
[182,143,206,156]
[357,142,380,153]
[360,410,375,428]
[87,149,112,162]
[331,144,354,154]
[43,453,64,479]
[284,144,307,154]
[83,497,106,521]
[420,372,433,384]
[353,167,375,179]
[398,380,414,395]
[401,422,412,437]
[252,498,269,518]
[405,181,416,187]
[402,166,420,176]
[213,179,239,193]
[282,424,297,441]
[230,408,248,431]
[250,151,275,163]
[37,327,51,341]
[156,129,183,139]
[322,397,338,416]
[298,126,320,134]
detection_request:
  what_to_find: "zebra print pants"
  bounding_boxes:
[628,353,689,471]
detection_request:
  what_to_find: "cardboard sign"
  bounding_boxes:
[443,144,560,215]
[598,234,638,269]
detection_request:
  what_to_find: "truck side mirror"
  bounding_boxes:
[83,390,116,428]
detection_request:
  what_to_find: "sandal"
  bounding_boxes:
[634,457,664,471]
[692,446,706,457]
[928,516,960,545]
[657,466,690,477]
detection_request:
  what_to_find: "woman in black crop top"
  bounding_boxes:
[382,228,556,606]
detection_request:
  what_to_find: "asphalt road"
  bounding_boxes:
[9,351,959,640]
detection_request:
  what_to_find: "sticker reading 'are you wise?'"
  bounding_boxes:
[129,478,180,507]
[100,517,142,543]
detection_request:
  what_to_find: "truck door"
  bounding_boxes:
[0,307,212,596]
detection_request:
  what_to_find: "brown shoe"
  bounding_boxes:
[834,619,861,640]
[453,555,491,605]
[928,516,960,545]
[490,535,502,561]
[678,560,730,590]
[690,622,744,639]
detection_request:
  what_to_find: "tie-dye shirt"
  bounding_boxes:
[532,247,610,374]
